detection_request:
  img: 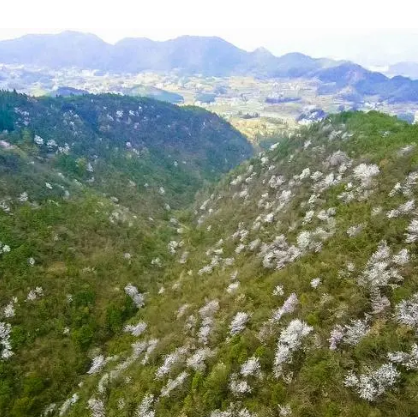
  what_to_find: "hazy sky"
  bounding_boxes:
[1,0,418,66]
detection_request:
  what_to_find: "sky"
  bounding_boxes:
[1,0,418,66]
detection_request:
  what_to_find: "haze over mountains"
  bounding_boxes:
[1,31,418,104]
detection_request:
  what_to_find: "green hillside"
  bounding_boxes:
[0,91,252,211]
[4,101,418,417]
[56,111,418,417]
[0,92,251,417]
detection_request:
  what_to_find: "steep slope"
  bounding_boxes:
[0,92,251,417]
[0,91,252,212]
[52,111,418,417]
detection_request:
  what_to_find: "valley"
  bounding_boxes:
[0,91,251,416]
[2,30,418,417]
[2,91,418,416]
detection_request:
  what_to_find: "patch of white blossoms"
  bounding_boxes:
[393,248,410,265]
[3,299,16,318]
[278,404,292,416]
[0,322,13,359]
[168,240,182,254]
[353,163,380,188]
[226,281,240,294]
[396,294,418,330]
[271,293,298,323]
[357,241,404,289]
[124,284,145,308]
[87,398,105,417]
[229,374,252,396]
[108,341,149,382]
[198,300,219,345]
[310,277,322,289]
[344,363,399,401]
[240,356,261,377]
[141,339,159,365]
[155,346,188,379]
[405,219,418,243]
[347,224,364,238]
[388,344,418,370]
[87,355,107,374]
[274,319,313,377]
[160,371,188,397]
[59,393,79,416]
[387,200,415,219]
[389,171,418,197]
[135,394,155,417]
[329,325,345,350]
[329,319,370,350]
[186,348,213,371]
[259,235,301,270]
[273,285,284,296]
[229,312,250,336]
[0,242,11,255]
[26,287,44,301]
[124,321,147,337]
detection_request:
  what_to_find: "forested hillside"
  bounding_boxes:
[0,92,251,417]
[58,112,418,417]
[4,96,418,417]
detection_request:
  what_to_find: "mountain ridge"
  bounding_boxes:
[1,32,418,103]
[0,32,327,77]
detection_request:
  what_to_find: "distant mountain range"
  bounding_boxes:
[0,31,330,77]
[1,31,418,103]
[385,62,418,80]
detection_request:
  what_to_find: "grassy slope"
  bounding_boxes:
[62,112,418,417]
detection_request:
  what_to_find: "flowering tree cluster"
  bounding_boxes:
[344,363,399,401]
[155,346,188,379]
[0,322,13,360]
[87,398,106,417]
[124,321,147,337]
[198,300,219,345]
[274,319,313,377]
[124,284,145,308]
[271,293,298,323]
[229,312,250,336]
[135,394,155,417]
[328,319,370,350]
[160,371,188,397]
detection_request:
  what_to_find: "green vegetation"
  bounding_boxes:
[0,91,252,211]
[0,91,251,416]
[4,102,418,417]
[62,111,418,417]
